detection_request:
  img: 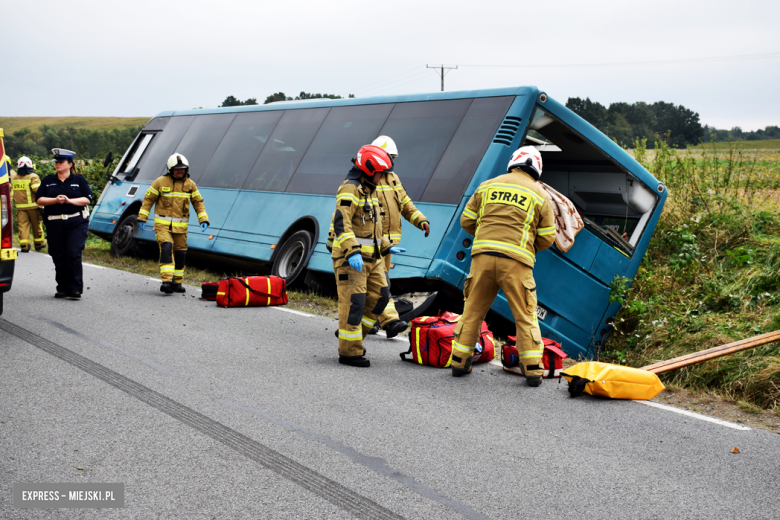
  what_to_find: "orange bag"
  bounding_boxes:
[216,276,288,308]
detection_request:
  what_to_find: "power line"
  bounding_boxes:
[426,64,458,91]
[361,71,435,97]
[351,66,426,94]
[459,51,780,69]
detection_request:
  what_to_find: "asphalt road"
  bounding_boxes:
[2,252,779,519]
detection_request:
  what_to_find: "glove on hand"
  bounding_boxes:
[421,222,430,238]
[138,221,146,231]
[348,254,364,271]
[201,222,209,232]
[388,246,407,254]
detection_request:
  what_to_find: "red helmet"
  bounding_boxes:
[354,144,393,177]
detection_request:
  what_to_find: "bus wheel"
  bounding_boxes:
[110,214,139,258]
[272,230,313,288]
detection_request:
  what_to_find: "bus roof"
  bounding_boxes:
[154,86,540,118]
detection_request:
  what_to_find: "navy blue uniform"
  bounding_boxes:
[35,174,93,294]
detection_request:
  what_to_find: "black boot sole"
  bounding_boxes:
[384,320,408,339]
[338,356,370,367]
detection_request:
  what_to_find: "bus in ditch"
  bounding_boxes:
[90,86,667,358]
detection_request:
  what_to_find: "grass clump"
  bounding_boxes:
[604,139,780,410]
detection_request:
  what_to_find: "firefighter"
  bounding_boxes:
[10,157,45,252]
[327,144,406,367]
[35,148,93,299]
[369,135,430,338]
[137,153,209,294]
[452,146,556,386]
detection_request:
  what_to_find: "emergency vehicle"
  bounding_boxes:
[0,129,18,315]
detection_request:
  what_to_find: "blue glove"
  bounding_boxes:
[200,222,209,232]
[348,254,363,271]
[388,246,406,254]
[138,221,146,231]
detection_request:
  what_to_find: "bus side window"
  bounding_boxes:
[377,99,472,200]
[421,96,514,204]
[242,108,330,192]
[173,113,236,184]
[134,116,195,182]
[286,104,394,195]
[199,111,283,189]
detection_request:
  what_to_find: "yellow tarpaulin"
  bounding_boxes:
[562,361,665,400]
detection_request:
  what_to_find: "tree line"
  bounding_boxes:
[221,91,355,107]
[4,125,143,161]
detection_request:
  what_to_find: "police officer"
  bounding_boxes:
[137,153,209,294]
[35,148,93,299]
[370,136,430,338]
[11,156,45,252]
[452,146,556,386]
[327,144,406,367]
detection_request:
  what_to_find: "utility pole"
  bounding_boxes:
[426,64,458,91]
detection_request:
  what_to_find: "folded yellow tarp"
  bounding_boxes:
[562,361,665,400]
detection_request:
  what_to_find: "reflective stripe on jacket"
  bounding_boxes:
[376,171,428,245]
[328,176,392,260]
[138,175,209,234]
[10,170,41,209]
[461,168,556,267]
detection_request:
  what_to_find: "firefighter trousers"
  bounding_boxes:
[377,253,400,328]
[334,256,390,357]
[452,254,544,376]
[17,208,45,251]
[156,228,188,283]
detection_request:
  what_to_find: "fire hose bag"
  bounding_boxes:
[562,361,665,400]
[216,276,288,308]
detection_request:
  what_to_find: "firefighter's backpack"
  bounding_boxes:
[561,361,665,400]
[400,311,495,367]
[216,275,288,308]
[501,336,568,378]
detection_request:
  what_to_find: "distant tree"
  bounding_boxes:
[295,91,343,100]
[221,95,243,107]
[566,97,608,129]
[264,92,292,104]
[244,98,258,105]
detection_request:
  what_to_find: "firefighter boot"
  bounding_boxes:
[384,319,407,339]
[160,282,174,294]
[451,353,473,377]
[520,363,543,387]
[171,283,186,293]
[338,355,371,367]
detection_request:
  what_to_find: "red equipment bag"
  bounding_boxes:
[201,282,219,301]
[400,311,495,367]
[216,275,288,308]
[501,336,567,378]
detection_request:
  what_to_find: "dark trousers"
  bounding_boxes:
[47,217,89,293]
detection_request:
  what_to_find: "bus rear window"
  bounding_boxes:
[285,104,394,195]
[242,108,330,192]
[378,99,472,200]
[199,111,283,189]
[421,96,513,203]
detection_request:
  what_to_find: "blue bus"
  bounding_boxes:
[91,86,667,358]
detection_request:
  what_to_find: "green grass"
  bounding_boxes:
[691,139,780,151]
[0,116,150,134]
[604,139,780,412]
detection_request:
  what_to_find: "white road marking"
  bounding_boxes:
[83,263,105,269]
[635,400,751,430]
[273,307,315,318]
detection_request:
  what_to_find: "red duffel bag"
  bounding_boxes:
[400,311,495,367]
[216,275,288,308]
[501,336,567,378]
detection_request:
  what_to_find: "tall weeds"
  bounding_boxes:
[607,139,780,409]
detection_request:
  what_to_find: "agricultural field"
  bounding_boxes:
[611,140,780,415]
[0,116,150,134]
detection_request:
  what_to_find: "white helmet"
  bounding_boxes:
[166,153,189,175]
[371,135,398,157]
[17,156,33,169]
[507,146,543,179]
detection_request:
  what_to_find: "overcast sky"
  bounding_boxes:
[2,0,778,130]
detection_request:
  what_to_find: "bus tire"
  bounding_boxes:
[272,230,313,288]
[110,214,139,258]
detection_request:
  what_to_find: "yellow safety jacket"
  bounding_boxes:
[138,175,209,234]
[461,168,556,267]
[10,169,42,210]
[327,175,392,261]
[376,172,428,245]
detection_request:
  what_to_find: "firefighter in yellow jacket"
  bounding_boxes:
[137,153,209,294]
[453,146,556,386]
[370,136,430,338]
[10,156,45,252]
[328,144,405,367]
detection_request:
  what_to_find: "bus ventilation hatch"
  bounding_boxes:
[492,116,522,146]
